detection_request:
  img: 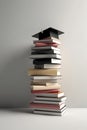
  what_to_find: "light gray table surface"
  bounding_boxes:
[0,108,87,130]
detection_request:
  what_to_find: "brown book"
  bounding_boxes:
[28,69,60,76]
[30,102,65,109]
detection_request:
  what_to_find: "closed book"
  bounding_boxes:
[31,85,61,91]
[34,42,58,47]
[31,46,60,51]
[34,96,67,102]
[34,64,61,69]
[30,102,65,109]
[33,108,66,116]
[31,76,61,80]
[34,95,67,103]
[30,54,61,59]
[28,69,60,76]
[33,106,66,112]
[30,75,61,80]
[33,37,61,44]
[31,82,60,86]
[31,79,58,85]
[33,58,61,65]
[33,100,65,105]
[31,89,60,94]
[34,91,64,98]
[31,49,60,54]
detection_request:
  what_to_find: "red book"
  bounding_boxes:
[35,42,58,47]
[31,89,60,94]
[30,102,65,109]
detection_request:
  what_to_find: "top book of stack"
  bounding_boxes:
[32,27,64,39]
[32,27,64,45]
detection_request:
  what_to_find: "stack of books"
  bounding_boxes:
[28,27,67,116]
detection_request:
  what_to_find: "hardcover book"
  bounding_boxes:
[33,58,61,65]
[30,54,61,59]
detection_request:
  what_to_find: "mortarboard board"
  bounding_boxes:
[32,27,64,40]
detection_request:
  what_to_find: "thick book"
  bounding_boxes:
[34,64,61,69]
[34,42,58,47]
[33,91,64,97]
[31,46,60,51]
[28,69,60,76]
[30,102,65,109]
[33,108,66,116]
[33,58,61,65]
[31,85,61,91]
[34,96,67,102]
[33,37,61,44]
[30,54,61,59]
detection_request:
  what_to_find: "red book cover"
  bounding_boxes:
[35,42,58,47]
[30,103,63,109]
[31,89,60,94]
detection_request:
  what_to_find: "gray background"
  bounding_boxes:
[0,0,87,107]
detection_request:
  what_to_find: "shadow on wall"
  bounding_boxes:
[0,46,34,108]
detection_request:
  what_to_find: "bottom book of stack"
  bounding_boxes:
[30,88,67,116]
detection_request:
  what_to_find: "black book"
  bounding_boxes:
[33,58,61,65]
[31,46,60,51]
[32,27,64,40]
[31,49,60,55]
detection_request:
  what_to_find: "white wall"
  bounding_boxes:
[0,0,87,107]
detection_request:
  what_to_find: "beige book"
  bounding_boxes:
[31,79,59,83]
[34,64,61,69]
[31,82,60,86]
[28,69,60,76]
[31,85,61,90]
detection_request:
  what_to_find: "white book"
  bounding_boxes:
[33,109,66,116]
[35,96,67,102]
[49,59,61,64]
[30,54,61,59]
[33,100,65,105]
[34,92,64,97]
[31,76,61,80]
[33,106,66,112]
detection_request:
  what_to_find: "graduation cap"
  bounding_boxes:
[32,27,64,40]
